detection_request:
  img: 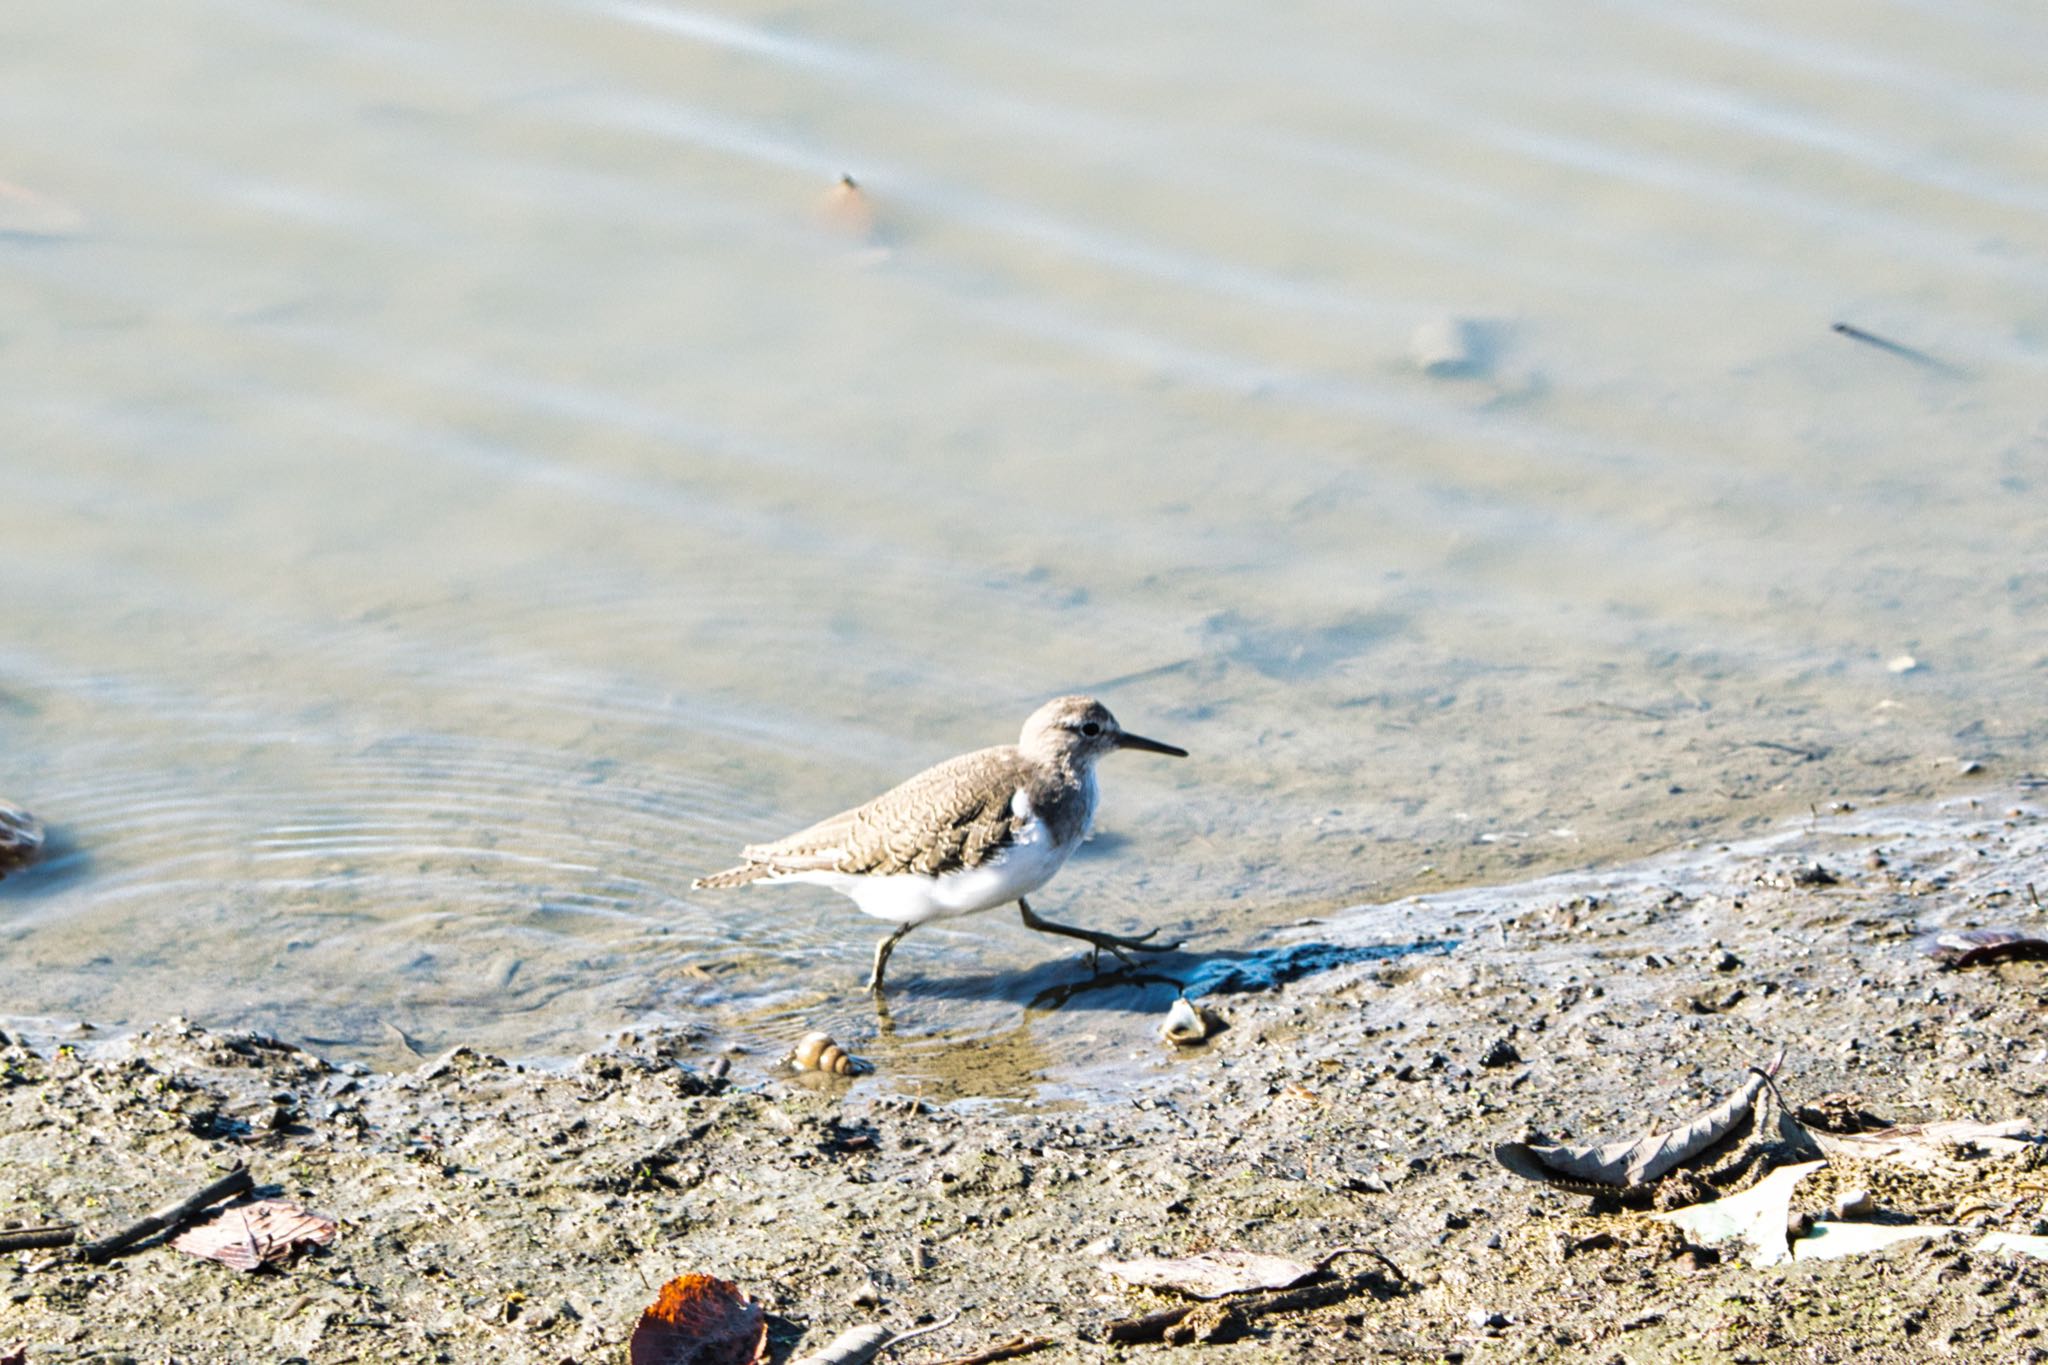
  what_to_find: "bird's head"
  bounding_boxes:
[1018,695,1187,768]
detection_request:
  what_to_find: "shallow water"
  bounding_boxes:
[3,0,2045,1082]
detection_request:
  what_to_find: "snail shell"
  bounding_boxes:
[792,1031,871,1076]
[1160,996,1223,1047]
[0,800,44,876]
[818,174,876,241]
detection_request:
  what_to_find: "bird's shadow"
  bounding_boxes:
[893,937,1456,1018]
[0,829,93,900]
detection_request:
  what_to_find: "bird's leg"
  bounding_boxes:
[865,923,914,995]
[1017,898,1182,973]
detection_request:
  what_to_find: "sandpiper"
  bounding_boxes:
[694,696,1187,993]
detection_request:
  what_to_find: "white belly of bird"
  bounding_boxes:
[778,792,1081,927]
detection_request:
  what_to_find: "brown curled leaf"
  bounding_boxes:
[1919,927,2048,969]
[1496,1060,1776,1189]
[629,1274,768,1365]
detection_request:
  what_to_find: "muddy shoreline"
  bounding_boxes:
[6,788,2048,1362]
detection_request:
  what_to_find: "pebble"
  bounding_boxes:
[1478,1039,1521,1069]
[1887,655,1921,674]
[1832,1188,1874,1220]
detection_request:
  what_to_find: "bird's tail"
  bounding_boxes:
[693,863,776,890]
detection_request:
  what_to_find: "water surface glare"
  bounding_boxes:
[3,0,2045,1085]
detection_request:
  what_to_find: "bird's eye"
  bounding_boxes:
[1081,722,1102,736]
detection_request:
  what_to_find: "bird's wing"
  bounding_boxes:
[739,746,1031,878]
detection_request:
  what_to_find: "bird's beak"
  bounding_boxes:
[1115,731,1188,757]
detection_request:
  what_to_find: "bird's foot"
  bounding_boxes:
[1018,900,1182,972]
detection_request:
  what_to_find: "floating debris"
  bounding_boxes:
[791,1032,871,1076]
[1159,996,1224,1047]
[628,1273,767,1365]
[0,799,44,876]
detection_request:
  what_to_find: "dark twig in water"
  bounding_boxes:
[1831,322,1962,374]
[78,1165,253,1263]
[0,1224,77,1253]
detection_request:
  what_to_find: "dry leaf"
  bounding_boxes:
[1099,1249,1321,1299]
[170,1200,337,1272]
[1792,1221,1956,1261]
[1496,1066,1770,1188]
[1919,928,2048,968]
[628,1273,768,1365]
[1801,1118,2033,1170]
[1652,1161,1822,1267]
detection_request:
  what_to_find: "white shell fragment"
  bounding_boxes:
[791,1031,873,1076]
[1160,996,1223,1047]
[1410,316,1489,377]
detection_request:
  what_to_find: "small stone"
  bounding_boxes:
[1478,1039,1521,1069]
[1832,1188,1874,1220]
[1887,655,1922,674]
[1713,950,1742,972]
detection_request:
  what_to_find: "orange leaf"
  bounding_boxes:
[628,1274,768,1365]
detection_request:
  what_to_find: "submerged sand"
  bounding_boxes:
[5,786,2048,1362]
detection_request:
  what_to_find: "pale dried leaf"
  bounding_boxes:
[1805,1118,2033,1169]
[1652,1160,1823,1267]
[170,1200,337,1272]
[1496,1068,1768,1188]
[1792,1221,1957,1261]
[1099,1249,1320,1299]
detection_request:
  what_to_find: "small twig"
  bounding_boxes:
[1831,322,1961,374]
[914,1335,1052,1365]
[1102,1259,1409,1345]
[1311,1245,1410,1284]
[884,1309,962,1351]
[1104,1305,1194,1345]
[78,1166,254,1263]
[0,1225,77,1253]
